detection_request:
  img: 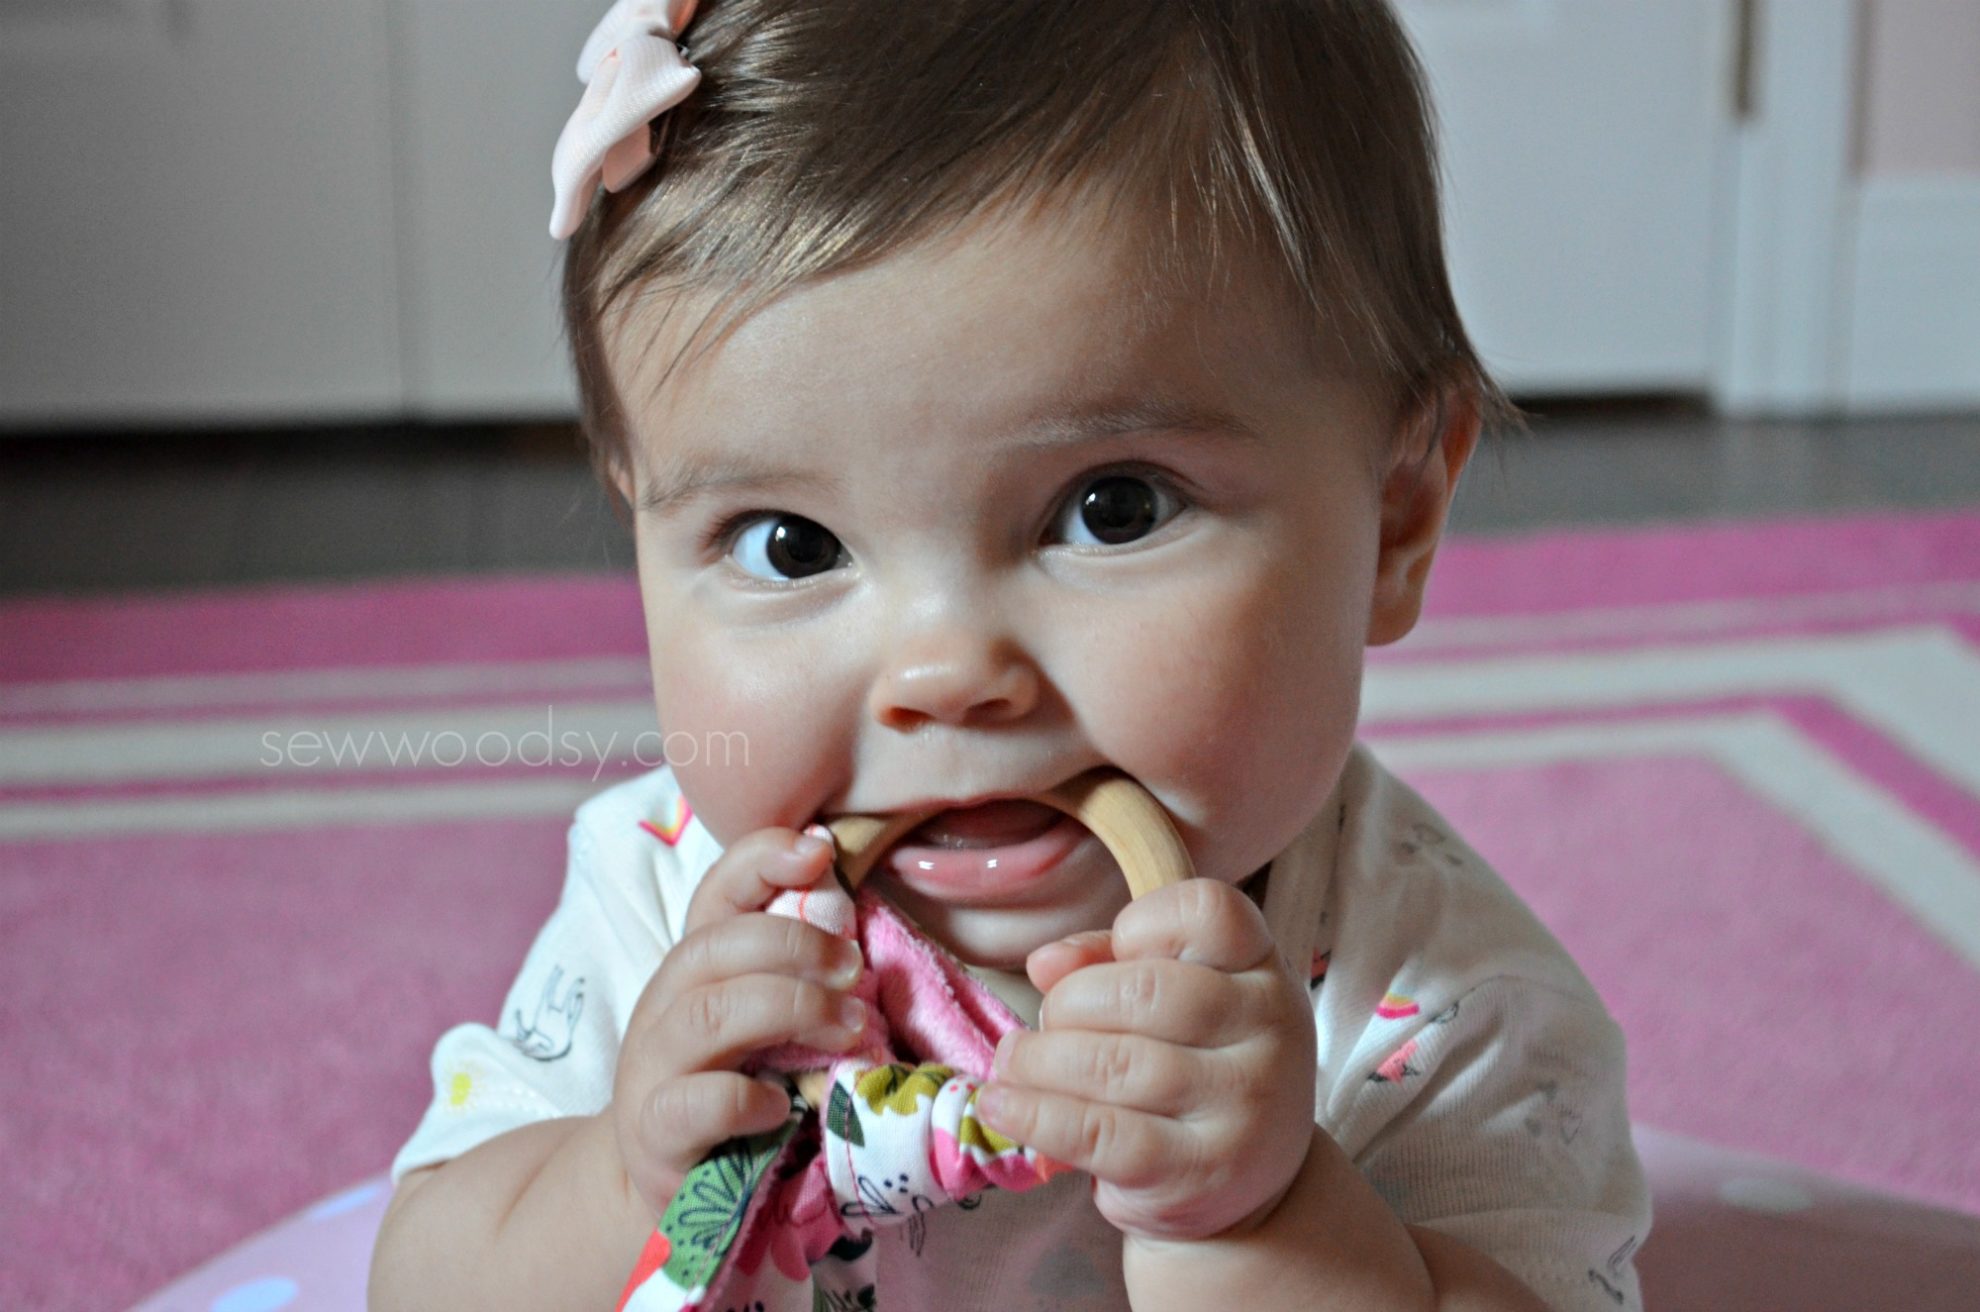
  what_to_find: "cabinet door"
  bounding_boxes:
[391,1,596,417]
[1394,0,1732,394]
[0,1,401,427]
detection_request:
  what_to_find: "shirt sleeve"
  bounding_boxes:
[389,813,672,1183]
[1341,974,1653,1312]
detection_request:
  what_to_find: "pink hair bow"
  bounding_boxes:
[549,0,703,240]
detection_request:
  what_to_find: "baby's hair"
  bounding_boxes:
[561,0,1515,510]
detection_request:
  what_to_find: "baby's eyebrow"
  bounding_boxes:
[637,398,1261,516]
[638,456,839,517]
[1012,397,1266,452]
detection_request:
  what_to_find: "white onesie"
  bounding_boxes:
[392,740,1651,1311]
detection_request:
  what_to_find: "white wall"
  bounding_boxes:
[1841,0,1980,409]
[1,1,1973,427]
[1859,0,1980,177]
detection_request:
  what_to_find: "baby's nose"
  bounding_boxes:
[867,628,1042,731]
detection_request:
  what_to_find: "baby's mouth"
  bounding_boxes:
[882,799,1095,905]
[902,798,1065,849]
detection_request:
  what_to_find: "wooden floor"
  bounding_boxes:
[3,403,1978,596]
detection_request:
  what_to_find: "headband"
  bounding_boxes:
[548,0,703,241]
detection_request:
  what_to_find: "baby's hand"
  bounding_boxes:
[978,879,1317,1243]
[611,824,868,1220]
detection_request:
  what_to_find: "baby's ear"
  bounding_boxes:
[603,457,642,531]
[1365,387,1480,647]
[605,457,638,511]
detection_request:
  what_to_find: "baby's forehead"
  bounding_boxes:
[608,198,1337,429]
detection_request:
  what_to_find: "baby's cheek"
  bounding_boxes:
[1113,579,1360,875]
[650,661,806,843]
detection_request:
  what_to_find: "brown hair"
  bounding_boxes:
[561,0,1514,506]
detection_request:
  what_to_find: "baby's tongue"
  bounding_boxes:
[905,799,1062,849]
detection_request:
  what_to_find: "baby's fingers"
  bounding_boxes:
[655,912,862,1002]
[1110,878,1276,974]
[683,824,837,935]
[623,1071,792,1214]
[976,1083,1186,1191]
[992,1029,1207,1118]
[1025,929,1114,996]
[1038,958,1249,1048]
[657,973,867,1077]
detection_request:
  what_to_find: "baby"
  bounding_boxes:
[370,2,1651,1309]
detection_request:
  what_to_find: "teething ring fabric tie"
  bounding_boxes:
[615,770,1192,1312]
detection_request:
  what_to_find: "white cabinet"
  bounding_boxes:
[6,2,1891,424]
[0,1,599,428]
[389,1,594,416]
[1394,0,1732,394]
[0,2,404,425]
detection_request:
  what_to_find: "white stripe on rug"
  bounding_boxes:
[1378,711,1980,970]
[1365,626,1980,795]
[9,709,1977,971]
[0,699,659,785]
[1401,580,1980,652]
[0,656,650,716]
[0,777,602,841]
[8,628,1978,794]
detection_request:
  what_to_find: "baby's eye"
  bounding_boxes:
[1051,471,1186,548]
[725,513,848,582]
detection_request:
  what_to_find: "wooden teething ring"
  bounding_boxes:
[823,766,1194,899]
[789,770,1192,1109]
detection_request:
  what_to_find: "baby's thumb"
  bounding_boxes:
[1025,929,1114,995]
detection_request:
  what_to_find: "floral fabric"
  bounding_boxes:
[617,881,1064,1312]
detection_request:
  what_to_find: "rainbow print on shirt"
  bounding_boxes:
[639,793,693,846]
[1376,991,1420,1020]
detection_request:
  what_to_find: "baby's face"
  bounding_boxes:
[609,197,1411,968]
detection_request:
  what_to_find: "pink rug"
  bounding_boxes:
[4,508,1978,1311]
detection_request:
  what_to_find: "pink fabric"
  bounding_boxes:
[754,875,1024,1085]
[617,878,1052,1310]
